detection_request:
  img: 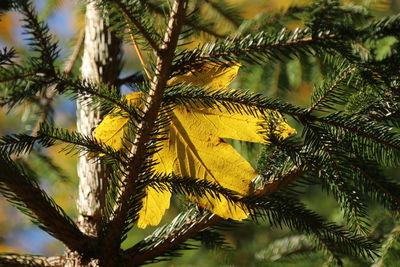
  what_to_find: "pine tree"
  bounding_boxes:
[0,0,400,266]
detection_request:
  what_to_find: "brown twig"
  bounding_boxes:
[129,33,152,79]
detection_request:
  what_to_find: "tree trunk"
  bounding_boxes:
[71,0,121,265]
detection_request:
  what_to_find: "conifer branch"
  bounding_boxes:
[17,0,59,76]
[30,32,83,136]
[0,47,16,65]
[203,0,241,28]
[350,159,400,209]
[173,31,339,74]
[0,254,64,267]
[146,1,227,39]
[309,114,400,152]
[30,29,85,136]
[123,211,219,265]
[62,79,138,119]
[0,157,94,255]
[100,1,188,265]
[166,88,400,157]
[109,0,160,53]
[253,194,377,260]
[0,72,35,83]
[123,167,306,265]
[307,66,357,113]
[38,125,125,164]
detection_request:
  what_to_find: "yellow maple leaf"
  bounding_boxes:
[94,62,295,228]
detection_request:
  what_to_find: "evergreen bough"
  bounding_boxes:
[0,0,399,266]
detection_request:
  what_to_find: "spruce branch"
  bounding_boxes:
[0,133,52,156]
[312,113,400,162]
[302,124,369,233]
[308,66,357,113]
[107,0,160,53]
[145,173,242,204]
[202,0,242,28]
[252,194,377,260]
[165,88,400,162]
[0,71,35,83]
[349,158,400,211]
[38,125,125,164]
[0,156,94,255]
[123,166,306,265]
[30,28,85,137]
[0,47,16,65]
[0,254,64,267]
[17,0,59,76]
[100,1,188,264]
[60,78,143,123]
[32,30,85,136]
[123,209,219,265]
[373,224,400,266]
[146,1,227,39]
[172,30,342,74]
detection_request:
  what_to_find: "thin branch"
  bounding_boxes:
[110,0,160,53]
[63,29,86,75]
[31,29,85,137]
[173,34,338,72]
[172,91,400,152]
[99,1,188,265]
[0,159,94,255]
[128,32,152,79]
[123,167,306,265]
[0,254,64,267]
[209,35,334,58]
[203,0,241,28]
[38,129,124,164]
[185,21,227,39]
[308,115,400,152]
[146,1,227,39]
[0,72,35,83]
[307,67,356,113]
[352,162,400,206]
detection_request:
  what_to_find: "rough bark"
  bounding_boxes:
[72,1,121,265]
[77,0,120,234]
